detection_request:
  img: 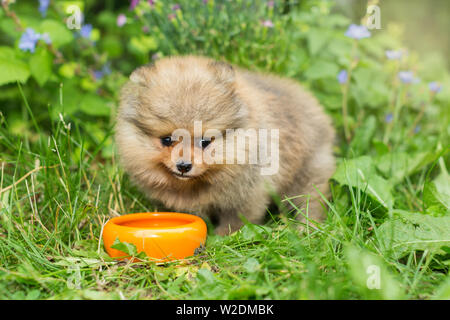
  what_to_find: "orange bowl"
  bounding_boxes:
[102,212,207,261]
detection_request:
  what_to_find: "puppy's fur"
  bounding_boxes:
[116,56,335,235]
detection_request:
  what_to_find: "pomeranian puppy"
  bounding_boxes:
[116,56,335,235]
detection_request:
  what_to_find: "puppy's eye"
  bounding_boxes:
[199,138,211,149]
[161,136,173,147]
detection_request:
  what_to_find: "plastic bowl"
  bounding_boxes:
[102,212,207,261]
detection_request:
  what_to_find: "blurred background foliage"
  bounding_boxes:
[0,0,448,148]
[335,0,450,63]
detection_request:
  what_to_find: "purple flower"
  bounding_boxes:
[385,113,393,123]
[148,0,155,6]
[93,70,104,80]
[130,0,139,10]
[261,19,274,28]
[172,4,181,11]
[18,28,41,53]
[267,1,275,8]
[337,70,348,84]
[38,0,50,17]
[93,63,111,81]
[385,50,403,60]
[345,24,371,40]
[117,14,127,27]
[80,24,92,39]
[398,71,416,84]
[429,82,442,93]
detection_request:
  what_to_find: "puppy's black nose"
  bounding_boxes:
[176,162,192,173]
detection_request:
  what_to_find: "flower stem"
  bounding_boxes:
[1,1,24,31]
[383,86,405,145]
[341,84,350,142]
[407,102,426,137]
[341,40,358,142]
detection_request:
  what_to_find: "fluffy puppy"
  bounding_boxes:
[116,55,335,235]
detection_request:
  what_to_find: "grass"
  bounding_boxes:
[0,85,448,300]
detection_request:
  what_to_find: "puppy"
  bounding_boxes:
[116,56,335,235]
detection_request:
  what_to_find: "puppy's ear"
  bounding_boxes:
[129,63,155,85]
[208,61,235,85]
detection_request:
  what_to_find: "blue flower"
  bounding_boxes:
[102,62,112,75]
[337,70,348,84]
[414,125,421,134]
[38,0,50,17]
[94,63,112,81]
[345,24,371,40]
[398,71,415,84]
[428,82,442,93]
[18,28,41,53]
[80,24,93,39]
[385,113,393,123]
[385,50,402,60]
[40,33,52,45]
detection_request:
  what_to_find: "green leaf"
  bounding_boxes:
[351,68,389,108]
[239,224,271,242]
[0,46,16,60]
[349,115,376,155]
[128,35,158,56]
[376,152,436,184]
[29,48,53,87]
[378,210,450,258]
[243,257,260,273]
[332,156,394,209]
[154,268,173,282]
[110,237,138,256]
[304,60,339,80]
[197,268,216,284]
[79,94,112,116]
[345,245,404,300]
[372,139,390,156]
[58,62,78,79]
[306,29,330,56]
[434,277,450,300]
[0,58,30,86]
[423,173,450,215]
[40,20,74,47]
[101,36,123,58]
